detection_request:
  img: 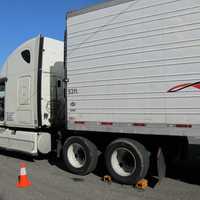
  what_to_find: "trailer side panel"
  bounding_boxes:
[67,0,200,136]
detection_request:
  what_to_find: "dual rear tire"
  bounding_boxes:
[62,136,98,175]
[105,138,150,184]
[62,137,149,185]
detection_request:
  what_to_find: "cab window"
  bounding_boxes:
[21,50,31,64]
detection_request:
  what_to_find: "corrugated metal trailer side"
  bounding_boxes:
[66,0,200,137]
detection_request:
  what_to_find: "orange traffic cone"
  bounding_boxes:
[16,163,32,188]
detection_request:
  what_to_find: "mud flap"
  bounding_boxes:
[148,147,166,188]
[157,147,166,180]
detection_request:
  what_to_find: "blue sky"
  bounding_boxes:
[0,0,104,68]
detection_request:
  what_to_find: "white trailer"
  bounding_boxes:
[67,0,200,136]
[1,0,200,186]
[65,0,200,184]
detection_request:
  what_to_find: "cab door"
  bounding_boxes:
[5,36,41,128]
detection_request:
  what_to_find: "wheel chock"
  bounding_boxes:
[102,175,112,183]
[135,179,148,190]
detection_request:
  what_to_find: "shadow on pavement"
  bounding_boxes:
[47,152,200,186]
[0,148,34,162]
[1,148,200,186]
[47,152,107,178]
[167,159,200,185]
[47,152,68,171]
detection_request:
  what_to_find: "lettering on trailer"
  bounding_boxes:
[68,88,78,95]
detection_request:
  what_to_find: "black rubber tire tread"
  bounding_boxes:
[105,138,150,185]
[62,136,98,175]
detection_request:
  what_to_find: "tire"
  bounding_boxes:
[105,138,150,185]
[62,136,98,175]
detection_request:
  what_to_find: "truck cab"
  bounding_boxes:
[0,36,64,154]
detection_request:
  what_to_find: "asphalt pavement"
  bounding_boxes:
[0,150,199,200]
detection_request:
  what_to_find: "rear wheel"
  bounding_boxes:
[63,136,98,175]
[105,138,150,185]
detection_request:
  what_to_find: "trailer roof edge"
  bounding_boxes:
[67,0,134,18]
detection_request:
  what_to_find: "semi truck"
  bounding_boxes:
[1,0,200,185]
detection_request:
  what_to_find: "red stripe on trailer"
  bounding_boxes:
[175,124,192,128]
[101,122,113,126]
[74,121,85,125]
[133,123,146,127]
